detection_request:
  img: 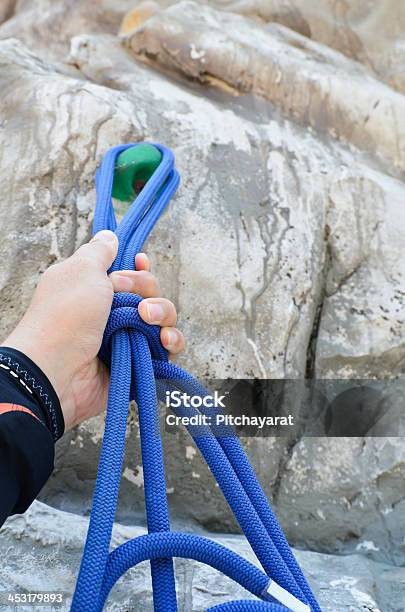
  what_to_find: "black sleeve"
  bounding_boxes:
[0,347,64,526]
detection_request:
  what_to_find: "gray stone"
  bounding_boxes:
[0,0,135,58]
[2,501,404,611]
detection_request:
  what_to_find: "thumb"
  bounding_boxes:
[73,230,119,271]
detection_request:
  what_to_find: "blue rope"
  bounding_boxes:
[71,143,321,612]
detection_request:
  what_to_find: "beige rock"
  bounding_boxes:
[126,0,405,94]
[0,0,15,25]
[119,1,161,36]
[126,1,405,178]
[220,0,405,95]
[6,0,405,94]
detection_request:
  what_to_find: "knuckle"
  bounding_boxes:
[139,271,159,295]
[147,273,159,292]
[43,262,60,277]
[73,254,95,273]
[40,262,62,284]
[39,258,81,290]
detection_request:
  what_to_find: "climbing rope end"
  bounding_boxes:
[263,579,311,612]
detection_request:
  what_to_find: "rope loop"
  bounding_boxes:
[71,143,321,612]
[100,293,168,368]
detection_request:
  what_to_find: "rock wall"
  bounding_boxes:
[0,1,404,609]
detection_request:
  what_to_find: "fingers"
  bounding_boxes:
[110,270,160,297]
[73,230,118,271]
[139,298,184,353]
[135,253,150,272]
[138,297,177,327]
[113,255,185,355]
[160,327,185,355]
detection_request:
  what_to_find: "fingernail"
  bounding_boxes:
[92,230,116,242]
[146,302,165,324]
[165,329,177,350]
[116,274,133,291]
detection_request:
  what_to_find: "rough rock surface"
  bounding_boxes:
[221,0,405,96]
[0,1,404,609]
[124,0,405,95]
[0,0,135,58]
[127,1,405,178]
[2,501,405,612]
[7,0,405,96]
[0,38,141,339]
[0,0,15,26]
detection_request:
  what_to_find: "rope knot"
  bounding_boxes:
[100,293,168,367]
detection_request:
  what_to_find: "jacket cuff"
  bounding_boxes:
[0,347,64,441]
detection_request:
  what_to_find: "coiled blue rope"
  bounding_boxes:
[71,143,321,612]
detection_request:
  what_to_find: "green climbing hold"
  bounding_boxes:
[112,144,162,201]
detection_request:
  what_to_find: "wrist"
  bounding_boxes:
[0,345,65,441]
[3,323,73,410]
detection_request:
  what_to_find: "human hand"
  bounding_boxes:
[3,230,185,429]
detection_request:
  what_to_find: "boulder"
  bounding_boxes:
[123,0,405,95]
[2,500,404,611]
[126,1,405,178]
